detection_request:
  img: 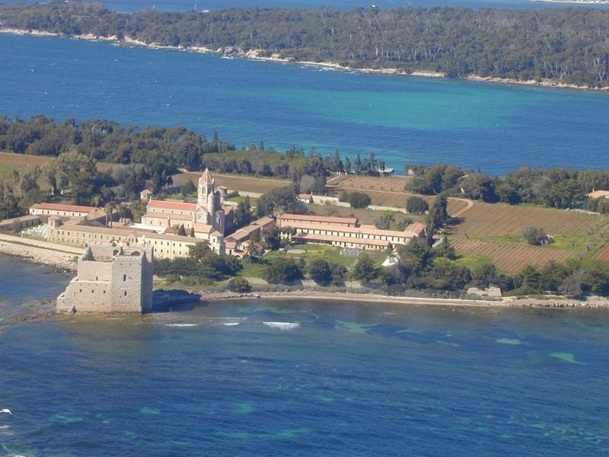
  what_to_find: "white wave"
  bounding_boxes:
[0,409,12,415]
[164,323,197,327]
[209,317,246,325]
[263,322,300,331]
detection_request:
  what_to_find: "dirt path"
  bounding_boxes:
[450,198,475,217]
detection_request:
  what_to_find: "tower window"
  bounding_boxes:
[123,274,127,281]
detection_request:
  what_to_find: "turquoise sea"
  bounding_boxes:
[1,256,609,456]
[2,9,609,174]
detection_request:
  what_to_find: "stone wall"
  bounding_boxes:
[0,215,42,232]
[0,232,82,270]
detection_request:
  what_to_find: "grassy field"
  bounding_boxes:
[0,152,117,190]
[0,152,52,180]
[174,172,289,194]
[309,203,424,226]
[334,175,410,193]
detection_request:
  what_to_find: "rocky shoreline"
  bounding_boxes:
[1,27,606,92]
[0,236,77,272]
[0,234,607,311]
[200,290,609,310]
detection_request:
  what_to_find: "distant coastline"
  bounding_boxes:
[1,27,606,92]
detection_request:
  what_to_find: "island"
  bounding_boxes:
[1,1,609,89]
[1,113,609,311]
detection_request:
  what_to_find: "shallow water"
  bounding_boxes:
[1,257,609,456]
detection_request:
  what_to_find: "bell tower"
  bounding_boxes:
[197,168,214,207]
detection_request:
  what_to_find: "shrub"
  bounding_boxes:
[227,277,251,293]
[522,226,552,246]
[347,191,371,209]
[406,196,429,214]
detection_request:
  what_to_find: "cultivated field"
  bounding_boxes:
[451,239,575,271]
[447,201,607,272]
[449,202,600,239]
[595,244,609,262]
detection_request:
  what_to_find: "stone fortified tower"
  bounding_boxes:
[57,242,154,314]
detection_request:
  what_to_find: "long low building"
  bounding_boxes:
[277,213,426,250]
[47,214,276,260]
[30,202,97,218]
[224,216,275,256]
[47,217,212,259]
[278,213,358,227]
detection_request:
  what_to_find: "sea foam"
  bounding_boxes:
[263,322,300,331]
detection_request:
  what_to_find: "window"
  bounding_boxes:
[123,274,127,281]
[124,291,127,297]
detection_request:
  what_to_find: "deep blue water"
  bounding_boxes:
[1,256,609,456]
[2,32,609,175]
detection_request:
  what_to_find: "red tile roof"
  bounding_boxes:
[148,200,196,211]
[279,213,358,225]
[31,203,96,213]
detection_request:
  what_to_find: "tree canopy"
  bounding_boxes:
[3,2,609,87]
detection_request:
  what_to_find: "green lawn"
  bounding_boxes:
[0,162,27,180]
[454,253,494,271]
[238,244,388,278]
[227,195,259,206]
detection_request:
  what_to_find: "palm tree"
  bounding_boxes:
[246,241,257,264]
[104,201,117,228]
[118,203,129,223]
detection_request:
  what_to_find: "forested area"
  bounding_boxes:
[407,163,609,212]
[3,115,609,214]
[0,114,231,170]
[2,0,609,87]
[0,114,332,212]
